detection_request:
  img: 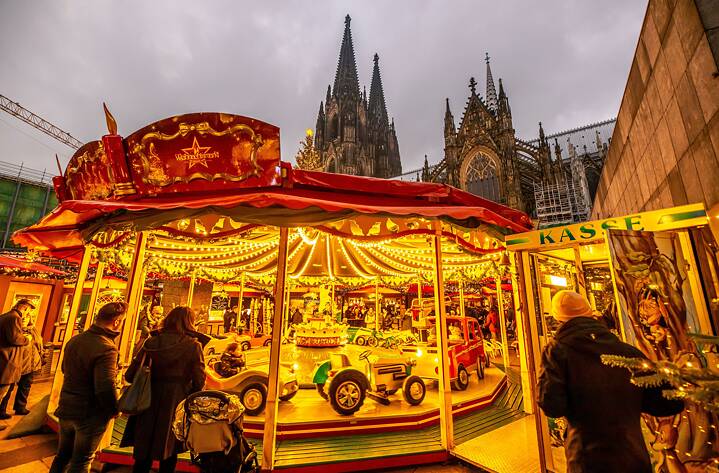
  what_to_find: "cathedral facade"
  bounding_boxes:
[312,16,401,178]
[422,55,613,222]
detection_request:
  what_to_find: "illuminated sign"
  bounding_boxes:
[505,204,707,250]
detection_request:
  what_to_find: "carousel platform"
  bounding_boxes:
[97,366,525,472]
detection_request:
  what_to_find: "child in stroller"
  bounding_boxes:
[173,390,259,473]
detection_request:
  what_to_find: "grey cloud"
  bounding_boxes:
[0,0,647,176]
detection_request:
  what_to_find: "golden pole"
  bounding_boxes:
[432,221,454,450]
[48,247,92,413]
[239,272,245,313]
[458,277,465,318]
[509,253,531,413]
[496,273,510,369]
[519,251,550,471]
[83,261,106,332]
[262,226,290,470]
[118,232,148,366]
[331,281,336,321]
[282,279,291,331]
[375,279,380,332]
[573,245,588,298]
[418,274,423,309]
[186,269,197,308]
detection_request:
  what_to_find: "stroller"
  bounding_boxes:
[173,390,259,473]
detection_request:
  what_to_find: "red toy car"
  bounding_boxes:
[403,316,490,390]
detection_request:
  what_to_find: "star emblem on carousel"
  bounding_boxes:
[176,137,218,168]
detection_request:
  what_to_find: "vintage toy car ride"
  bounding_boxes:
[313,350,426,415]
[204,332,272,355]
[204,357,298,416]
[403,316,489,390]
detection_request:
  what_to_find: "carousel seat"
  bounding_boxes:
[204,365,246,390]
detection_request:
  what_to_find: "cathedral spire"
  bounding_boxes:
[422,154,430,181]
[368,53,389,126]
[332,15,360,98]
[485,52,498,111]
[444,98,456,136]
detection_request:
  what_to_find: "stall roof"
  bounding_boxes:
[13,163,532,258]
[0,254,66,276]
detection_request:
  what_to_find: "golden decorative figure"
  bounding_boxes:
[295,129,322,171]
[103,102,118,135]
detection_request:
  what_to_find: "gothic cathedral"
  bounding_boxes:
[433,54,610,220]
[313,16,402,178]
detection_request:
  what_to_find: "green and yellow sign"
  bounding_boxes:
[505,203,707,250]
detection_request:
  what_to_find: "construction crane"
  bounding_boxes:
[0,94,83,150]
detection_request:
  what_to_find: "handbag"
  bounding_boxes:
[118,351,152,415]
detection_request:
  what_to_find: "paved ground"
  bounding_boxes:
[0,379,484,472]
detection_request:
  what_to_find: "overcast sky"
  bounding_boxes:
[0,0,647,177]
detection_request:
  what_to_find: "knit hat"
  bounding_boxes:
[551,290,593,322]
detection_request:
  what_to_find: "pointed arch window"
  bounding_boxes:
[464,152,500,202]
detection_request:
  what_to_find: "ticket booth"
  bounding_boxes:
[507,203,719,471]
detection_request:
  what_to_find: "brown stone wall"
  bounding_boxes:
[592,0,719,218]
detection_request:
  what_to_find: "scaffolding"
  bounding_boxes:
[534,175,590,228]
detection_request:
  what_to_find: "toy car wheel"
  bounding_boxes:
[485,352,492,368]
[476,357,485,380]
[240,382,267,416]
[367,336,378,347]
[263,339,272,347]
[356,336,366,346]
[328,370,366,415]
[402,375,426,406]
[241,341,251,351]
[279,390,298,402]
[452,365,470,391]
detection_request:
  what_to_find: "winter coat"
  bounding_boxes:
[120,329,205,461]
[538,316,684,473]
[20,325,44,375]
[223,310,237,332]
[0,309,30,385]
[55,324,120,421]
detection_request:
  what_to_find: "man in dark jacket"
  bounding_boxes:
[0,299,34,428]
[49,301,127,473]
[222,306,237,333]
[538,290,684,473]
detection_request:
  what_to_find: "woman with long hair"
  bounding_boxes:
[121,306,206,473]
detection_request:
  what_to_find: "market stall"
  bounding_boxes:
[13,110,532,471]
[505,203,719,472]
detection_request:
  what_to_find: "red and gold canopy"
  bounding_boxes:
[14,112,532,284]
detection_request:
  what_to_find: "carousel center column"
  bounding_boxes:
[432,221,454,450]
[263,226,290,470]
[48,246,93,413]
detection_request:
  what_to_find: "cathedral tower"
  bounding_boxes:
[312,16,401,178]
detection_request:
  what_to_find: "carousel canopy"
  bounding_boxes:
[12,111,532,285]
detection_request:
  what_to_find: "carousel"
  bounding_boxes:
[13,109,533,472]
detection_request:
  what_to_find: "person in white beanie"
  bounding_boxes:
[537,290,683,473]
